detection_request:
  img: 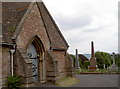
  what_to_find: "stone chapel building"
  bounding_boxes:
[0,1,73,87]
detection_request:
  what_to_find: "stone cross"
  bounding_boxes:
[75,49,80,70]
[112,52,115,65]
[108,52,118,72]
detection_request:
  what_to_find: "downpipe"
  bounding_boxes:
[10,45,16,76]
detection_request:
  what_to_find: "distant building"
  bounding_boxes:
[83,54,91,60]
[78,54,89,65]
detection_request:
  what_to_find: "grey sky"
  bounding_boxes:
[43,0,119,54]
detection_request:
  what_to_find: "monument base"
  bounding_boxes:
[108,64,119,72]
[88,66,98,71]
[75,67,81,72]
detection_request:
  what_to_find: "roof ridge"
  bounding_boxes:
[39,2,69,48]
[36,2,51,48]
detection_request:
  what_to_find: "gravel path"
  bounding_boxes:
[71,74,119,87]
[34,74,119,87]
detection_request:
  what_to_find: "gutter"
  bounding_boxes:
[0,43,14,47]
[0,42,16,76]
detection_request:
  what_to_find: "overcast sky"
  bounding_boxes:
[43,0,119,54]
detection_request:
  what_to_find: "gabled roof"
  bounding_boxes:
[2,2,31,43]
[37,2,69,49]
[2,2,69,49]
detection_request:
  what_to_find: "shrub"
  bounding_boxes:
[7,75,21,89]
[84,61,90,69]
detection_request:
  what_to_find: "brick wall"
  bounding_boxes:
[52,51,67,80]
[0,47,2,87]
[16,4,50,51]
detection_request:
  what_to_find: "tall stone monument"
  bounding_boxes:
[88,41,98,71]
[75,49,81,71]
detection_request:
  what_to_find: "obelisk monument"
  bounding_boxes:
[75,49,80,71]
[88,41,97,71]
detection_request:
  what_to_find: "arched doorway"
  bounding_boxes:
[28,43,39,81]
[27,36,46,83]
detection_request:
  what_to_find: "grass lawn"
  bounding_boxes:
[76,69,120,74]
[56,77,79,87]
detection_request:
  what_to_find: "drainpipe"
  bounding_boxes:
[10,45,15,76]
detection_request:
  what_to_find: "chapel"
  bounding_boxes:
[0,1,73,87]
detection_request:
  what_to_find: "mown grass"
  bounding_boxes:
[56,77,79,87]
[76,69,120,74]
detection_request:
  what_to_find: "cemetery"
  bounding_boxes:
[0,0,119,88]
[71,41,120,74]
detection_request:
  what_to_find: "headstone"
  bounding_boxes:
[104,64,106,69]
[75,49,81,71]
[108,52,119,72]
[88,41,98,71]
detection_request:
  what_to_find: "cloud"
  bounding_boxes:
[55,15,93,30]
[43,0,119,54]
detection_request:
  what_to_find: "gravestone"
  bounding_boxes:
[75,49,81,71]
[88,41,98,71]
[108,52,119,72]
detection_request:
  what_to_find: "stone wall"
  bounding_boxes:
[1,47,11,86]
[45,51,58,82]
[52,51,66,71]
[0,47,2,87]
[51,50,68,81]
[16,3,50,51]
[65,53,74,77]
[14,48,34,86]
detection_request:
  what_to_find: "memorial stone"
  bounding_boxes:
[88,41,98,71]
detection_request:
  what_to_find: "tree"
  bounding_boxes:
[70,54,76,67]
[95,51,112,69]
[115,54,120,68]
[84,61,90,69]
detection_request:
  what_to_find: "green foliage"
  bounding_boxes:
[95,51,120,69]
[70,54,90,69]
[84,61,90,69]
[7,75,21,89]
[114,54,120,68]
[95,51,112,69]
[7,25,16,32]
[56,77,80,87]
[80,61,90,69]
[78,58,83,67]
[70,54,76,67]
